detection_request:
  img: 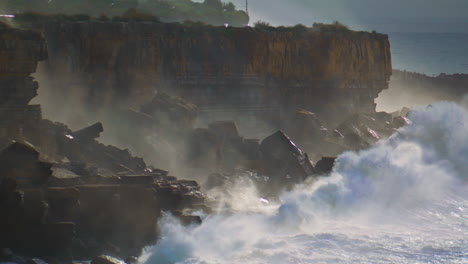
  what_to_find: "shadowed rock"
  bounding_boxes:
[92,255,126,264]
[314,157,337,175]
[70,122,104,141]
[0,142,52,187]
[260,131,315,187]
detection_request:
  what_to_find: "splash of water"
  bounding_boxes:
[140,101,468,264]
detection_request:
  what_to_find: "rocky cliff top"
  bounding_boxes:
[19,18,391,128]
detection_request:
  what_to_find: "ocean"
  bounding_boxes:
[389,32,468,75]
[139,102,468,263]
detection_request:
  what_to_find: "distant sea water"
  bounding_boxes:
[389,32,468,75]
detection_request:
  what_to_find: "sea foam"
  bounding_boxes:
[139,101,468,264]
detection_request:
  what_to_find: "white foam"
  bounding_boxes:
[140,101,468,264]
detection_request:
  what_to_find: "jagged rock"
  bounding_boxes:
[0,25,212,261]
[70,123,104,141]
[92,255,126,264]
[288,110,327,143]
[150,168,169,178]
[48,163,87,187]
[314,157,337,175]
[124,256,138,264]
[153,179,206,212]
[259,131,315,187]
[392,116,410,127]
[285,110,348,161]
[336,112,398,149]
[0,142,52,187]
[24,119,148,176]
[28,258,49,264]
[400,107,410,117]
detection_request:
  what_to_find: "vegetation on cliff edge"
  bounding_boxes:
[1,0,249,27]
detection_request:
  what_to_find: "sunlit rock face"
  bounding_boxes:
[0,25,47,141]
[29,21,391,125]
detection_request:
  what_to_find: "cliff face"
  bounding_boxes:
[32,21,391,126]
[0,26,47,139]
[0,26,206,259]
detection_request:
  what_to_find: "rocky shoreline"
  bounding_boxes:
[0,21,412,264]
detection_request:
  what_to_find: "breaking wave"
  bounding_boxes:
[139,101,468,264]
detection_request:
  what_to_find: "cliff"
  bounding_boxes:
[0,25,47,139]
[0,25,207,260]
[28,21,391,127]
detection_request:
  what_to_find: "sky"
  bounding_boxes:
[228,0,468,33]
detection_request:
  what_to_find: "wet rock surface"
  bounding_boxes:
[259,131,315,185]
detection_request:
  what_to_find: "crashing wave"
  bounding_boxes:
[139,101,468,264]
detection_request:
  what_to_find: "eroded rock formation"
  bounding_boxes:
[0,24,206,262]
[0,25,47,143]
[0,19,404,263]
[23,20,391,127]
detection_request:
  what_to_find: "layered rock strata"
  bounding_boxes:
[26,21,391,126]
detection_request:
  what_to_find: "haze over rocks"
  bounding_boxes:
[0,17,443,264]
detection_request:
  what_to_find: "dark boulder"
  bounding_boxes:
[259,131,315,187]
[70,123,104,142]
[0,142,52,187]
[124,256,138,264]
[314,157,337,175]
[288,110,327,143]
[92,255,126,264]
[336,112,398,150]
